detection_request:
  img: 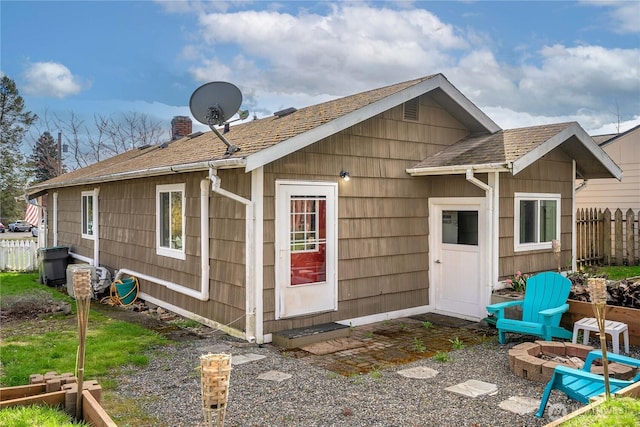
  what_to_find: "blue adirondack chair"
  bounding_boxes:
[486,271,573,344]
[536,350,640,417]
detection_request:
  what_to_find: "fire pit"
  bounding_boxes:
[509,341,637,383]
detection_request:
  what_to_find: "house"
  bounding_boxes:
[28,74,622,344]
[575,124,640,213]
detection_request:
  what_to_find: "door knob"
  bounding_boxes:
[435,259,441,264]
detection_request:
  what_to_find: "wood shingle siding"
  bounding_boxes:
[261,95,468,334]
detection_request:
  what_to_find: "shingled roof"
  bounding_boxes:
[28,73,620,195]
[29,73,500,193]
[407,121,622,180]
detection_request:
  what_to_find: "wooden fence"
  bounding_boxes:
[0,239,38,272]
[576,208,639,267]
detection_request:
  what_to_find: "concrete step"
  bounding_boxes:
[272,322,350,349]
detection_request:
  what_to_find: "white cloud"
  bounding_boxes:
[167,2,639,133]
[22,62,84,98]
[581,0,640,34]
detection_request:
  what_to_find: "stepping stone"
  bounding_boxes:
[258,370,292,382]
[445,379,498,398]
[397,366,439,379]
[498,396,540,415]
[231,353,266,365]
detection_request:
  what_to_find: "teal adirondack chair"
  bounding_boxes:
[486,271,573,344]
[536,350,640,417]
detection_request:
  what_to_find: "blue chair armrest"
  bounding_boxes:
[538,303,570,318]
[553,365,632,388]
[584,350,640,372]
[487,300,524,319]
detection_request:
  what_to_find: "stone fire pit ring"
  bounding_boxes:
[509,341,636,383]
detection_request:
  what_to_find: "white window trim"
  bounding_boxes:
[156,183,186,260]
[514,192,561,252]
[81,191,95,240]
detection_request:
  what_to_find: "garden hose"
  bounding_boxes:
[101,276,139,306]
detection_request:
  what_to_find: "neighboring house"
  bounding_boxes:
[575,124,640,213]
[28,74,621,344]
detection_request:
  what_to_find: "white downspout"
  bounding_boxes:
[200,179,211,301]
[209,168,256,343]
[93,188,100,266]
[465,169,495,307]
[251,167,264,344]
[53,192,59,246]
[572,160,578,273]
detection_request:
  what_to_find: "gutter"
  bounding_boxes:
[27,158,246,196]
[407,162,509,176]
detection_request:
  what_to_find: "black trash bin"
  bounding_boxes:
[39,246,70,286]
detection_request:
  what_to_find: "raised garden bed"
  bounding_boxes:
[0,372,116,427]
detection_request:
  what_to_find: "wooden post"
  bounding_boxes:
[603,209,611,266]
[626,209,636,266]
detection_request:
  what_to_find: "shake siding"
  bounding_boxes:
[55,171,248,330]
[261,95,469,333]
[498,148,574,278]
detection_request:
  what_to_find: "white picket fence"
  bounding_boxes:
[0,239,38,272]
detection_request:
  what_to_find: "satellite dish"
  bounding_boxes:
[189,81,243,126]
[188,81,243,156]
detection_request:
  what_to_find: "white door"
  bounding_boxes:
[275,181,337,319]
[430,198,485,320]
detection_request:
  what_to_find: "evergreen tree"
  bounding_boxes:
[29,131,60,183]
[0,76,37,223]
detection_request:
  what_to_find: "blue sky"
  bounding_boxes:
[2,0,639,145]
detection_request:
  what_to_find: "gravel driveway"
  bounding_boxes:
[113,326,629,427]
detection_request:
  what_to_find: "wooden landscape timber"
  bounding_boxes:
[0,372,116,427]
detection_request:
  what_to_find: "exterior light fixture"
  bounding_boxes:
[340,170,350,181]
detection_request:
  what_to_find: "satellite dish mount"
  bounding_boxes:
[189,82,245,157]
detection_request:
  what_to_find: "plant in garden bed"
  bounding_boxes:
[412,337,426,353]
[506,271,528,292]
[449,337,465,350]
[0,404,89,426]
[560,396,640,427]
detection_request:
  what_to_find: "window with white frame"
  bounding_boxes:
[514,192,560,251]
[156,183,185,260]
[81,191,95,240]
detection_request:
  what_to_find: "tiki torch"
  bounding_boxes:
[73,268,92,420]
[588,277,610,399]
[552,239,561,273]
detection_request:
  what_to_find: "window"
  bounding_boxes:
[514,193,560,251]
[156,184,185,260]
[81,191,94,240]
[442,210,478,246]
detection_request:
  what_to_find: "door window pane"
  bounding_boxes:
[290,196,326,285]
[442,210,478,246]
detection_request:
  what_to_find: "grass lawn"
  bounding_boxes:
[0,272,169,426]
[581,265,640,280]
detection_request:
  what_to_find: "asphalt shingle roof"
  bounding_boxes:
[410,122,574,169]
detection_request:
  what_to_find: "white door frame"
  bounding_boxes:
[428,197,489,320]
[274,180,338,319]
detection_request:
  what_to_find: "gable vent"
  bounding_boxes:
[403,98,419,121]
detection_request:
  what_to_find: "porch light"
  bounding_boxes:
[340,170,350,181]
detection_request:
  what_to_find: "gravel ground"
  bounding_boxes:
[113,328,640,427]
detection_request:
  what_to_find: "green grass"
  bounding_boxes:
[580,265,640,280]
[561,397,640,427]
[0,404,89,426]
[433,351,451,362]
[0,273,167,388]
[449,337,465,350]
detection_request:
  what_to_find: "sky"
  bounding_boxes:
[1,0,639,145]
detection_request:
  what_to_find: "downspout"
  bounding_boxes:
[200,179,210,301]
[93,188,100,266]
[53,192,59,246]
[465,169,494,303]
[209,168,256,343]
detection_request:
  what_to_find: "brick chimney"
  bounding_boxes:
[171,116,192,139]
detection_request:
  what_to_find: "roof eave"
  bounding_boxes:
[27,158,246,197]
[512,123,623,180]
[406,162,510,176]
[245,74,501,172]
